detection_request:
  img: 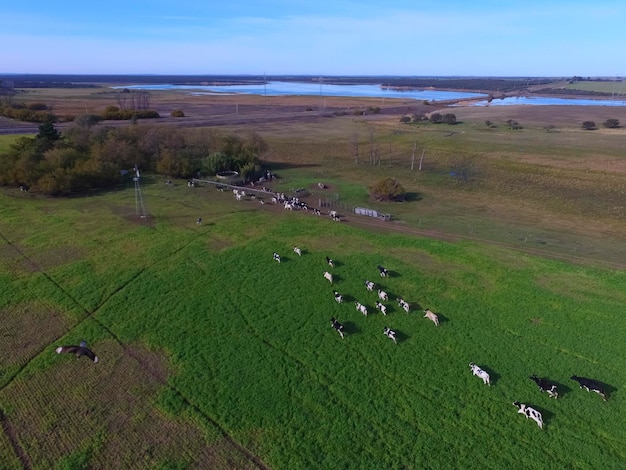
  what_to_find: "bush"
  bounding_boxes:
[582,121,597,130]
[603,118,620,129]
[369,178,406,202]
[171,110,185,118]
[399,116,411,123]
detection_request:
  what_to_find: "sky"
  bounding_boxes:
[1,1,624,77]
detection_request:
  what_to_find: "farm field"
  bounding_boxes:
[1,178,625,469]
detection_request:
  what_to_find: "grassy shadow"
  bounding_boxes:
[403,191,422,202]
[342,321,360,336]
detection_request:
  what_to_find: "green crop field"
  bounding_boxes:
[1,178,625,469]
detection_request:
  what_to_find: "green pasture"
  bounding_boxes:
[565,80,626,95]
[1,180,625,469]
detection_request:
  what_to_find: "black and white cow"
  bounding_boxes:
[530,375,559,399]
[513,402,543,429]
[364,280,376,292]
[571,375,607,400]
[397,297,410,313]
[355,301,368,316]
[196,217,202,225]
[377,289,389,301]
[469,362,490,386]
[333,291,343,303]
[383,327,397,344]
[273,252,281,263]
[326,256,335,268]
[330,317,345,339]
[375,301,387,316]
[377,265,389,277]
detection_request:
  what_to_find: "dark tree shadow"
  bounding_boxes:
[403,191,422,202]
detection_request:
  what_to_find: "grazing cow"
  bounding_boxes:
[325,256,335,268]
[333,291,343,303]
[469,362,490,386]
[364,280,375,292]
[19,184,29,193]
[273,252,281,263]
[530,375,558,399]
[312,208,321,216]
[323,271,333,284]
[423,309,439,326]
[571,375,607,400]
[383,327,397,344]
[330,210,337,219]
[355,301,368,316]
[397,297,410,313]
[293,246,302,256]
[375,301,387,316]
[56,341,98,363]
[377,289,389,301]
[330,317,345,339]
[377,265,389,277]
[196,217,202,225]
[513,402,543,429]
[284,202,293,210]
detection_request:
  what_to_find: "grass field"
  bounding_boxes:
[1,179,625,469]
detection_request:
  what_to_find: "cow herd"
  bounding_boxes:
[272,248,610,431]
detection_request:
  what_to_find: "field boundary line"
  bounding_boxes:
[0,228,269,470]
[0,408,32,470]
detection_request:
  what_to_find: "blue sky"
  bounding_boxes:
[1,1,624,76]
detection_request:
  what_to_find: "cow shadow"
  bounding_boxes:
[431,312,449,325]
[480,366,501,386]
[603,382,618,399]
[340,294,356,303]
[381,329,408,344]
[329,274,342,283]
[386,270,401,278]
[572,379,617,400]
[543,379,573,398]
[516,403,555,428]
[342,321,360,336]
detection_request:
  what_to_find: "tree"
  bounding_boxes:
[442,113,457,125]
[582,121,597,130]
[506,119,522,130]
[368,178,406,202]
[429,113,443,124]
[603,118,620,129]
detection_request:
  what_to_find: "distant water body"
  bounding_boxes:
[117,81,626,106]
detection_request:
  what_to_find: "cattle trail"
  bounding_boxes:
[1,408,32,470]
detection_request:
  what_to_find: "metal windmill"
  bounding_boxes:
[133,165,148,218]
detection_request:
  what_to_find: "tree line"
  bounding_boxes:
[0,120,268,195]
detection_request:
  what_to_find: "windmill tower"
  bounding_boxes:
[133,165,148,218]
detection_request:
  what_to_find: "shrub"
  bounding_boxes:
[369,178,406,202]
[171,109,185,117]
[582,121,597,130]
[399,116,411,123]
[603,118,620,129]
